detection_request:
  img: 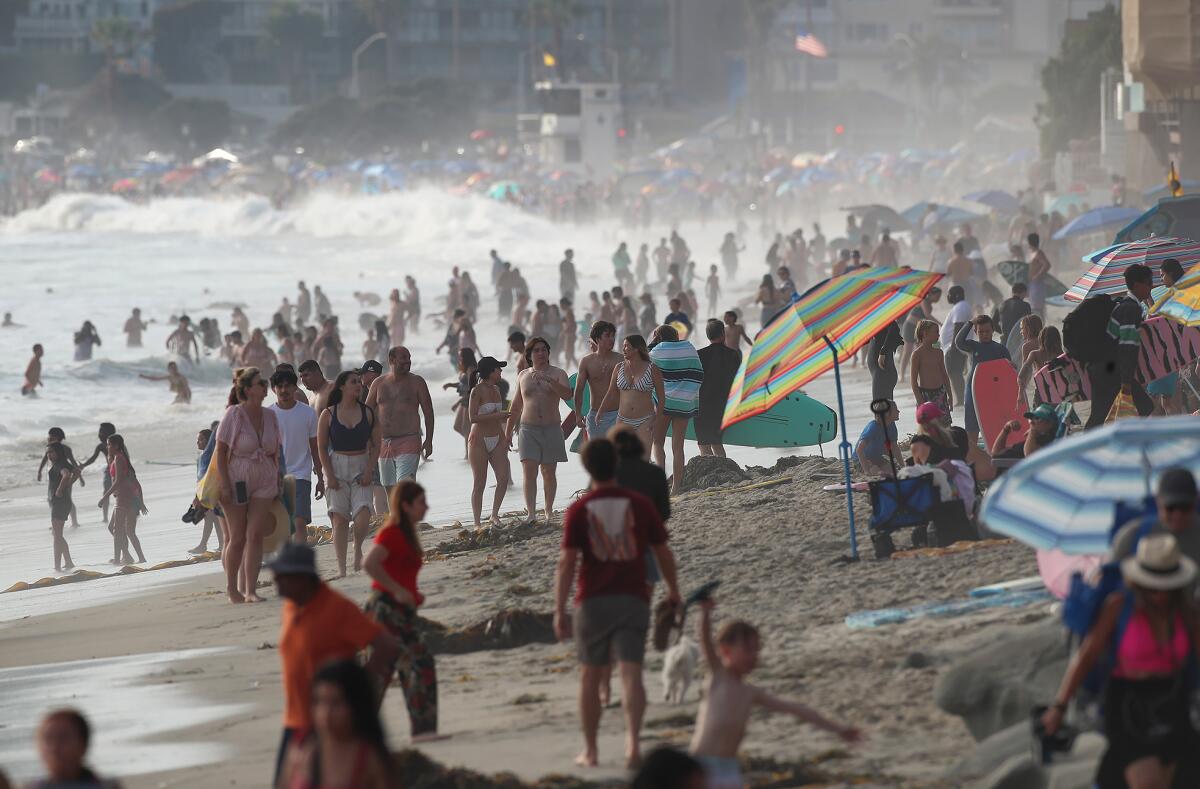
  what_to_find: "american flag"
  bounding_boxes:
[795,28,829,58]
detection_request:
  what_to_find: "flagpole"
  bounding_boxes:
[822,334,857,560]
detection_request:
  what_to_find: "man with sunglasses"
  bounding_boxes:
[1110,468,1200,594]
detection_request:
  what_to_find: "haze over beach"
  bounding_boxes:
[8,1,1200,788]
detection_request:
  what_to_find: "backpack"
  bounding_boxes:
[1062,294,1117,364]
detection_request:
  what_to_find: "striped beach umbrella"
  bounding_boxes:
[722,267,942,428]
[1065,236,1200,302]
[979,416,1200,554]
[1151,265,1200,325]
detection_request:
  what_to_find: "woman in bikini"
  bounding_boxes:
[99,434,147,566]
[467,356,511,527]
[597,335,664,455]
[318,371,380,578]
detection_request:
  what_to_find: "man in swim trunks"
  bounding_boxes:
[298,360,334,414]
[165,316,200,363]
[574,321,621,441]
[23,343,43,396]
[365,346,434,488]
[507,337,572,523]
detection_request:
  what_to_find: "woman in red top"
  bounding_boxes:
[99,434,146,566]
[362,481,440,741]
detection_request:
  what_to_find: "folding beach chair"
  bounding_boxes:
[867,473,977,559]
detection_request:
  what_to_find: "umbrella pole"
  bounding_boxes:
[823,335,858,560]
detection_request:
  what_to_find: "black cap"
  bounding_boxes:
[1157,468,1198,508]
[267,543,318,576]
[359,360,383,376]
[477,356,507,378]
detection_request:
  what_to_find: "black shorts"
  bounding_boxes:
[50,496,72,522]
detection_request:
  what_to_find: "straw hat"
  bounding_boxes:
[1121,534,1197,591]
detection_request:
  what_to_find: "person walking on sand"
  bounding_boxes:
[23,343,44,396]
[575,321,622,442]
[1027,232,1051,317]
[166,316,200,363]
[696,320,741,458]
[215,367,282,603]
[99,434,147,566]
[45,443,76,572]
[296,281,312,326]
[940,286,972,406]
[910,320,953,425]
[362,481,444,743]
[38,428,81,528]
[366,346,434,489]
[268,543,398,786]
[467,357,511,527]
[689,598,859,788]
[899,287,940,383]
[276,661,392,789]
[189,426,225,556]
[560,298,578,369]
[649,325,703,495]
[30,709,122,789]
[298,359,334,414]
[597,334,664,455]
[722,311,752,351]
[866,319,903,403]
[507,337,572,523]
[318,371,380,577]
[270,368,322,546]
[554,438,682,769]
[140,361,191,404]
[123,308,147,348]
[80,422,116,524]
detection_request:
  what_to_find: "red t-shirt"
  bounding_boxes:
[562,486,667,603]
[371,525,425,607]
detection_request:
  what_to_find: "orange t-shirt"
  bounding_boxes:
[279,583,382,729]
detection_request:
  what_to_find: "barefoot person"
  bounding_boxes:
[597,335,664,454]
[696,320,741,458]
[506,337,572,523]
[298,359,335,415]
[22,343,43,396]
[38,428,81,528]
[215,367,282,603]
[45,444,76,572]
[189,427,225,556]
[689,598,860,788]
[366,346,434,489]
[649,325,703,494]
[554,438,681,769]
[467,356,511,527]
[140,361,191,404]
[79,422,116,523]
[270,367,323,546]
[99,434,147,566]
[574,321,621,441]
[909,320,952,425]
[362,481,442,742]
[318,371,379,577]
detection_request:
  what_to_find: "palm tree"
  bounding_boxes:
[528,0,580,80]
[265,1,325,102]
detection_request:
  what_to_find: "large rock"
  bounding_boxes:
[935,619,1067,740]
[679,455,749,492]
[963,730,1105,789]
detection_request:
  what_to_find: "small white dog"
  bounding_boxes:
[661,635,699,704]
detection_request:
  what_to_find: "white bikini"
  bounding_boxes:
[477,401,503,453]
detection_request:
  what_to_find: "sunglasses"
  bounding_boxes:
[1165,502,1195,513]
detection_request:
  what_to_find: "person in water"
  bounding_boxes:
[140,361,192,404]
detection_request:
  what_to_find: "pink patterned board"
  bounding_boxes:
[1034,356,1092,404]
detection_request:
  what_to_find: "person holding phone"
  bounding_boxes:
[318,370,380,578]
[215,366,282,604]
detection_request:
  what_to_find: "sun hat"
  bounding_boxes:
[1121,534,1197,591]
[1156,467,1198,509]
[915,402,945,424]
[267,543,318,577]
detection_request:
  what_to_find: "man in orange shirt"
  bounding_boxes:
[270,544,397,783]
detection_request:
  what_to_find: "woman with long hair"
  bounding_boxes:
[445,348,478,459]
[318,370,380,577]
[467,357,510,527]
[755,275,778,330]
[649,324,704,494]
[73,320,101,362]
[1017,323,1062,406]
[215,367,281,603]
[45,443,76,572]
[597,334,664,454]
[362,481,441,743]
[1042,534,1200,788]
[99,434,147,566]
[276,660,392,789]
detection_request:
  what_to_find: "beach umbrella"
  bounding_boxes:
[963,189,1019,213]
[1065,236,1200,302]
[841,204,913,232]
[1037,549,1102,599]
[979,416,1200,554]
[1150,265,1200,325]
[1051,206,1143,240]
[111,178,139,193]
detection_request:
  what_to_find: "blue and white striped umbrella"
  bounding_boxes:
[979,416,1200,555]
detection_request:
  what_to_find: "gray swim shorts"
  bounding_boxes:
[518,422,568,464]
[586,409,619,441]
[573,594,650,666]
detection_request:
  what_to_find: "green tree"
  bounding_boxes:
[1036,4,1121,156]
[528,0,581,80]
[265,1,325,102]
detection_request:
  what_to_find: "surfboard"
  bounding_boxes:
[668,392,838,448]
[972,358,1025,450]
[822,481,871,493]
[562,373,592,438]
[1034,354,1091,404]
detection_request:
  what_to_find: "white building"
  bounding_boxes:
[13,0,160,53]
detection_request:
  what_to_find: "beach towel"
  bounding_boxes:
[649,340,704,418]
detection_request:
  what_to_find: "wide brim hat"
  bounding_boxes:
[1121,535,1197,591]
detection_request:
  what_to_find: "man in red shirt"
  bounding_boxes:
[554,438,682,770]
[270,543,397,783]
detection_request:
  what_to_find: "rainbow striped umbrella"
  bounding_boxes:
[722,267,943,428]
[1065,236,1200,302]
[1151,264,1200,325]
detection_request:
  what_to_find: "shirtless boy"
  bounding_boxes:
[365,346,434,487]
[140,361,192,404]
[38,427,81,528]
[166,316,200,363]
[506,337,572,523]
[22,344,43,396]
[690,599,859,788]
[574,321,621,441]
[722,312,752,351]
[909,319,953,425]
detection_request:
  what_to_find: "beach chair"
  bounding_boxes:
[867,473,977,559]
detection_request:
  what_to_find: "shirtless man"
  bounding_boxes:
[239,328,277,371]
[387,288,405,347]
[140,361,192,404]
[366,346,434,487]
[507,331,530,372]
[298,359,335,414]
[946,241,973,306]
[22,344,44,396]
[506,337,572,523]
[296,281,312,325]
[722,311,752,352]
[166,316,200,363]
[124,308,148,348]
[574,321,621,441]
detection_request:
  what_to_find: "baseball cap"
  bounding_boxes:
[1156,468,1198,508]
[477,356,507,378]
[1024,404,1059,423]
[359,360,383,376]
[915,402,945,424]
[267,543,318,577]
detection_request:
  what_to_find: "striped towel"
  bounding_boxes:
[650,340,704,418]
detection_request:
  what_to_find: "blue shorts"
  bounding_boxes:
[379,455,419,486]
[293,479,312,525]
[586,409,619,441]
